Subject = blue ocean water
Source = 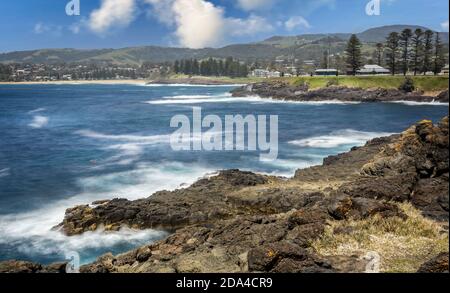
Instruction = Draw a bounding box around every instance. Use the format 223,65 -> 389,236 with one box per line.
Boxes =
0,83 -> 448,265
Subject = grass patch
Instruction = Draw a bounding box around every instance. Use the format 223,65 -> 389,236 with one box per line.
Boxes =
290,76 -> 449,92
162,74 -> 448,92
311,202 -> 449,273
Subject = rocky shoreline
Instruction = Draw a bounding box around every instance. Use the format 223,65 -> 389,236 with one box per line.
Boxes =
231,81 -> 449,103
1,117 -> 448,273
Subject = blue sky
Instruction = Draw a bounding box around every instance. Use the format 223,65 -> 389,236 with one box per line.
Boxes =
0,0 -> 448,52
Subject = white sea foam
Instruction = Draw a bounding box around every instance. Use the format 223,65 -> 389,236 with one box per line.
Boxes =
0,168 -> 10,178
75,129 -> 171,144
386,101 -> 450,106
146,94 -> 264,105
28,108 -> 46,114
0,161 -> 212,263
28,115 -> 49,128
75,130 -> 172,166
143,83 -> 243,87
286,100 -> 361,105
289,129 -> 393,149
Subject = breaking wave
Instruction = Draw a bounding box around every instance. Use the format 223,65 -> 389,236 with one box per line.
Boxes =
28,115 -> 49,128
289,129 -> 393,149
0,161 -> 212,264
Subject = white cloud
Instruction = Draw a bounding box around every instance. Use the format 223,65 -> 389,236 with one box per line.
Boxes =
236,0 -> 275,11
33,23 -> 63,36
227,14 -> 274,37
171,0 -> 225,48
441,20 -> 449,32
89,0 -> 137,34
145,0 -> 273,48
144,0 -> 176,26
284,16 -> 311,31
34,23 -> 49,34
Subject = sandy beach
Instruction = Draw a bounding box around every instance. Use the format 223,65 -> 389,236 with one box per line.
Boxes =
0,79 -> 150,86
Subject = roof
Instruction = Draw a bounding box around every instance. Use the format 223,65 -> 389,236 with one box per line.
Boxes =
315,69 -> 338,72
357,65 -> 390,73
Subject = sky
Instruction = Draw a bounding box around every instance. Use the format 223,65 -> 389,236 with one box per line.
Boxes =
0,0 -> 448,52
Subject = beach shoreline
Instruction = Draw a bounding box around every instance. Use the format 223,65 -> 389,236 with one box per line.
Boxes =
0,77 -> 248,86
0,79 -> 150,86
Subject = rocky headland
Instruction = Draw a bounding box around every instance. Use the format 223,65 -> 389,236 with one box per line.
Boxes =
1,117 -> 449,273
230,81 -> 449,103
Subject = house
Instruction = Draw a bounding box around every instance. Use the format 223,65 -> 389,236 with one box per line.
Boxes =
268,71 -> 281,78
357,65 -> 390,75
251,69 -> 281,78
251,69 -> 270,78
315,69 -> 338,76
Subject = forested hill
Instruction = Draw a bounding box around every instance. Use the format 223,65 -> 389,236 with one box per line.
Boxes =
0,25 -> 448,66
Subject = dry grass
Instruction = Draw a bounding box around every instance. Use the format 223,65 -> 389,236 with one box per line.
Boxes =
311,202 -> 449,273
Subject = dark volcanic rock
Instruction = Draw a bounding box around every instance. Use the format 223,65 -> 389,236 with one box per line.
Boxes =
231,82 -> 448,103
417,252 -> 449,273
247,241 -> 335,273
359,117 -> 449,220
57,170 -> 271,236
437,90 -> 449,103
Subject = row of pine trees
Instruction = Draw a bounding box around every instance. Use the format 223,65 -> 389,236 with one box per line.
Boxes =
173,57 -> 248,78
346,29 -> 447,75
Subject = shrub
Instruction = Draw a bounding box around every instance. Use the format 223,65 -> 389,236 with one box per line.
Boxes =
399,77 -> 415,92
326,79 -> 339,87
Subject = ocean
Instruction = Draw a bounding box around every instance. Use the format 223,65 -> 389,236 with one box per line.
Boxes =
0,83 -> 448,265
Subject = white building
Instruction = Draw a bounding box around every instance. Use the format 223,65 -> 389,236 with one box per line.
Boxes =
441,65 -> 449,75
251,69 -> 281,78
251,69 -> 270,78
268,71 -> 281,78
357,65 -> 390,75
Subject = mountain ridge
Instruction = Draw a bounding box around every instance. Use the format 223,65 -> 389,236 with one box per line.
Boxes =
0,25 -> 448,66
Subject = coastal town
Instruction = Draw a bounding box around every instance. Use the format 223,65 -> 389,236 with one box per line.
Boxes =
1,28 -> 448,82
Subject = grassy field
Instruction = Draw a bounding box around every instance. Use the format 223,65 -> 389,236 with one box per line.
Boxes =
165,74 -> 448,93
289,75 -> 449,93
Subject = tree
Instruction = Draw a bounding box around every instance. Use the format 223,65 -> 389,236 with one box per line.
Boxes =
385,32 -> 400,75
433,32 -> 446,75
399,29 -> 412,75
320,50 -> 329,69
173,60 -> 180,74
375,43 -> 384,66
345,34 -> 363,75
422,30 -> 434,75
192,59 -> 199,75
411,29 -> 424,76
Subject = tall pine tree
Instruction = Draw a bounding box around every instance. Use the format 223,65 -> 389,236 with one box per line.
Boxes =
433,32 -> 446,75
375,43 -> 384,66
399,29 -> 412,76
385,32 -> 400,75
422,30 -> 434,75
411,29 -> 424,76
345,34 -> 363,75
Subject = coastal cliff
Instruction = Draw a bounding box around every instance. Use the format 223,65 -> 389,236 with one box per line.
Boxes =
231,81 -> 449,103
1,117 -> 448,273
